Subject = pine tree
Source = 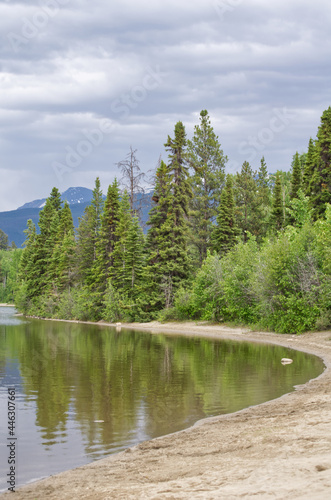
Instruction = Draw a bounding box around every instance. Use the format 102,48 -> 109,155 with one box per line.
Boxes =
110,190 -> 133,291
124,216 -> 145,297
255,157 -> 272,240
211,174 -> 237,255
92,179 -> 120,292
308,107 -> 331,219
303,138 -> 316,196
18,219 -> 38,299
76,177 -> 104,285
143,160 -> 171,315
162,121 -> 192,301
145,160 -> 170,258
187,110 -> 227,263
271,171 -> 284,231
143,122 -> 192,311
33,187 -> 63,294
290,151 -> 302,199
0,229 -> 8,250
50,201 -> 76,291
234,161 -> 259,242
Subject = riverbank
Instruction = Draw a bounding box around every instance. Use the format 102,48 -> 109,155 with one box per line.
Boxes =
2,322 -> 331,499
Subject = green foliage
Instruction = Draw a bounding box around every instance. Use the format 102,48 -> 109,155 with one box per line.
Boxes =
220,237 -> 259,323
102,282 -> 131,322
144,121 -> 192,312
306,107 -> 331,219
76,177 -> 104,285
12,110 -> 331,335
286,189 -> 313,228
93,179 -> 120,291
290,151 -> 302,199
271,171 -> 284,231
0,229 -> 9,250
0,249 -> 22,303
255,157 -> 272,240
173,218 -> 330,334
253,222 -> 327,333
187,110 -> 227,263
234,161 -> 260,241
212,174 -> 238,255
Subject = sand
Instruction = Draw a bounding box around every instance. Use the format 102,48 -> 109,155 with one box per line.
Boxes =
2,322 -> 331,499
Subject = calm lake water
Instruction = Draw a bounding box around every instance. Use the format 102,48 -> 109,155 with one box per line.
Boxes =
0,306 -> 325,491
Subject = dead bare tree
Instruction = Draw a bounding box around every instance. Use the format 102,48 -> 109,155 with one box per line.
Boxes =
116,146 -> 146,217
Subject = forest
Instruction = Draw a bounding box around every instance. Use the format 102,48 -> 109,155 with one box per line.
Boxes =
1,107 -> 331,334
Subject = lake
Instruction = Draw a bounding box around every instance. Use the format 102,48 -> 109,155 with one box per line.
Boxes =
0,306 -> 325,492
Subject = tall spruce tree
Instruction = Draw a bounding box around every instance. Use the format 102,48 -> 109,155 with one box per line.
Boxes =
143,122 -> 192,311
187,110 -> 227,263
271,171 -> 284,231
211,174 -> 237,255
92,179 -> 120,292
76,177 -> 104,285
255,157 -> 272,240
124,215 -> 145,297
308,107 -> 331,219
110,190 -> 133,292
143,160 -> 171,315
303,138 -> 316,196
290,151 -> 302,199
33,187 -> 63,294
18,219 -> 38,300
162,121 -> 192,302
234,161 -> 259,242
50,201 -> 75,291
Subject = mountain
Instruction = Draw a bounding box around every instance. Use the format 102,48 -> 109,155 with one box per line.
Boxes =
18,187 -> 95,210
0,188 -> 153,248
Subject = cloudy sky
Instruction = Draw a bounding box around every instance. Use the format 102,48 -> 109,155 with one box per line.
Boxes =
0,0 -> 330,211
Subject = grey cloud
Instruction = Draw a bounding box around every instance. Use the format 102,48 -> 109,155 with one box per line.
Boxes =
0,0 -> 330,210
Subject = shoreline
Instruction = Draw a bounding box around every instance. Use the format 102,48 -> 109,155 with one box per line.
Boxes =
2,321 -> 331,499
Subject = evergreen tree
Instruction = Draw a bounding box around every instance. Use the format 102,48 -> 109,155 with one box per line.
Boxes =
303,138 -> 316,196
143,122 -> 192,311
290,151 -> 302,199
162,121 -> 192,301
0,229 -> 8,250
92,179 -> 120,292
187,110 -> 227,263
145,160 -> 170,258
255,157 -> 272,240
33,187 -> 63,294
308,106 -> 331,219
18,219 -> 38,300
234,161 -> 259,242
110,190 -> 133,291
50,201 -> 76,291
143,160 -> 171,315
58,201 -> 74,239
271,171 -> 284,231
76,178 -> 104,285
124,215 -> 145,297
212,174 -> 237,255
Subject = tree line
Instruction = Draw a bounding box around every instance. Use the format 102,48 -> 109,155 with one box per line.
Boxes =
10,107 -> 331,333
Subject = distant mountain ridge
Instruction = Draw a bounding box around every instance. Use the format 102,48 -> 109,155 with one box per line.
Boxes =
18,187 -> 96,210
0,187 -> 153,248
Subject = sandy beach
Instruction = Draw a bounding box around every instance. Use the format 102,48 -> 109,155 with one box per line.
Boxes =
2,321 -> 331,499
